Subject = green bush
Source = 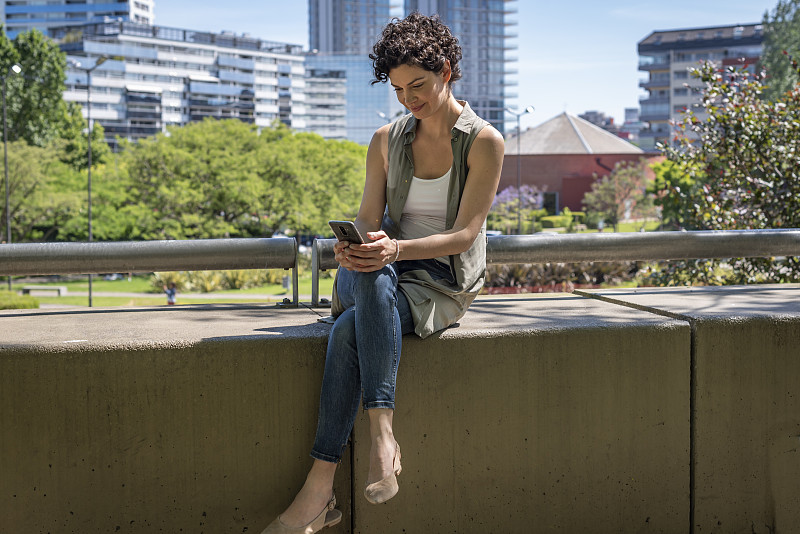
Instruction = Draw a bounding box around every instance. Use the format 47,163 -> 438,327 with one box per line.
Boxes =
584,211 -> 603,229
0,290 -> 39,310
151,272 -> 189,292
532,208 -> 550,219
540,215 -> 570,229
571,211 -> 586,224
485,261 -> 642,288
224,269 -> 271,290
186,271 -> 225,293
263,269 -> 288,284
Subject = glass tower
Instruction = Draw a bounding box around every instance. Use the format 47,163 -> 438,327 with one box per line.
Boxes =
309,0 -> 392,55
405,0 -> 517,135
308,0 -> 400,145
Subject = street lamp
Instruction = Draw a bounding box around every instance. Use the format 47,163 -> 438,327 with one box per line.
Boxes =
505,105 -> 534,234
376,110 -> 403,124
68,56 -> 109,306
3,63 -> 21,291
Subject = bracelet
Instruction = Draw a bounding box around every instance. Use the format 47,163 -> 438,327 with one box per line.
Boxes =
390,238 -> 400,263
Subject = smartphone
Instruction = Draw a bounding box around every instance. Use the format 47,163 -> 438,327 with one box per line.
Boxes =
328,220 -> 365,244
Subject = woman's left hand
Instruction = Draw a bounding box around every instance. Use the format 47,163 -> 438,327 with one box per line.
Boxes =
343,230 -> 399,272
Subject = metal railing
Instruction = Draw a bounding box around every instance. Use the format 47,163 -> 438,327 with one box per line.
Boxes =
310,229 -> 800,306
0,238 -> 300,306
2,230 -> 800,308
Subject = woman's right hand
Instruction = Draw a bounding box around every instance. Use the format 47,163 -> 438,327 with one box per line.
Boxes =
334,240 -> 361,271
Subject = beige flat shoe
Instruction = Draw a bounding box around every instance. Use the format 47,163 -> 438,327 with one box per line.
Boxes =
261,494 -> 342,534
364,442 -> 402,504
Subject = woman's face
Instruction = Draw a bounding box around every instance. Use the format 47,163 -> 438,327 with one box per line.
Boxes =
388,62 -> 451,119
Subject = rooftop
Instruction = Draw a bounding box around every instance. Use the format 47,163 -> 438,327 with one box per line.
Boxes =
504,112 -> 644,156
638,22 -> 763,52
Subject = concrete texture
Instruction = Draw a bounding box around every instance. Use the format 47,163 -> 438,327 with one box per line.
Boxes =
0,295 -> 691,533
0,304 -> 353,533
351,294 -> 690,534
577,285 -> 800,534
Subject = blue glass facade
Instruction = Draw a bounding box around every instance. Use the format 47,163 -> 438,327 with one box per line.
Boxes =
306,53 -> 401,145
405,0 -> 517,135
309,0 -> 392,55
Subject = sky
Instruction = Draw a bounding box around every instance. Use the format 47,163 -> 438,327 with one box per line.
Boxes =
156,0 -> 779,131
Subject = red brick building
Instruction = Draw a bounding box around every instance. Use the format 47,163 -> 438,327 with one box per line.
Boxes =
501,113 -> 661,212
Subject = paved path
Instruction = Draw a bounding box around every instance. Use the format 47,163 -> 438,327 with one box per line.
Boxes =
66,291 -> 294,300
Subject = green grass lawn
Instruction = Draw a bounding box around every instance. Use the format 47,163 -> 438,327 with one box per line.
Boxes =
578,220 -> 661,233
7,274 -> 336,308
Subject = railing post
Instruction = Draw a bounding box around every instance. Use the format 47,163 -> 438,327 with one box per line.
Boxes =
310,239 -> 337,308
311,240 -> 320,307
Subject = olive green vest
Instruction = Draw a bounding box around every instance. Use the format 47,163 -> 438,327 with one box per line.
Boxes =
384,101 -> 489,338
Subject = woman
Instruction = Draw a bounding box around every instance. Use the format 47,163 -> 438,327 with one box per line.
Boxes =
262,12 -> 503,534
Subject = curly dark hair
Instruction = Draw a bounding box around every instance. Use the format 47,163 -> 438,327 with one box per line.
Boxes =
370,12 -> 462,86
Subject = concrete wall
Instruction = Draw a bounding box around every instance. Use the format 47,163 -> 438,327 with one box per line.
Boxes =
576,285 -> 800,534
2,284 -> 799,533
0,308 -> 352,533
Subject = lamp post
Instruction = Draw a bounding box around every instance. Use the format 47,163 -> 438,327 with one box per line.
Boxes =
69,56 -> 108,307
376,110 -> 403,124
505,106 -> 534,234
3,63 -> 21,291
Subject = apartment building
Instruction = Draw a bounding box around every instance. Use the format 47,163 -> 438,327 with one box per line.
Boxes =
1,0 -> 154,38
637,23 -> 763,150
51,21 -> 317,149
405,0 -> 518,135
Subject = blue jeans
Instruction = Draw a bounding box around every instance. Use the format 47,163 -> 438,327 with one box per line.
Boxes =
310,259 -> 453,463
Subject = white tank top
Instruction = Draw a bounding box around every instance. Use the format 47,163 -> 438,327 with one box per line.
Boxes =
400,167 -> 450,264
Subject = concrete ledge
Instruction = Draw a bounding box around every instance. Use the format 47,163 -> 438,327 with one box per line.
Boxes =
577,285 -> 800,534
1,295 -> 691,533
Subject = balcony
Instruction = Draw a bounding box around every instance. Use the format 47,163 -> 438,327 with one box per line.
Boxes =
639,112 -> 671,123
126,110 -> 162,120
639,77 -> 670,89
638,58 -> 671,71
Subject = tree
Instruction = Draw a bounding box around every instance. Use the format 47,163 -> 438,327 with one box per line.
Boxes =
54,101 -> 111,171
652,61 -> 800,284
118,119 -> 366,240
582,159 -> 653,232
3,140 -> 83,242
0,26 -> 72,147
648,159 -> 704,230
761,0 -> 800,102
487,185 -> 544,234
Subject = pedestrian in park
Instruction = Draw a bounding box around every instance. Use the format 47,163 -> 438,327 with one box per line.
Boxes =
261,12 -> 504,534
163,282 -> 177,305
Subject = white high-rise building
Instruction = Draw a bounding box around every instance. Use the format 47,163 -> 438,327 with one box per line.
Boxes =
1,0 -> 154,38
637,23 -> 763,150
52,21 -> 315,149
